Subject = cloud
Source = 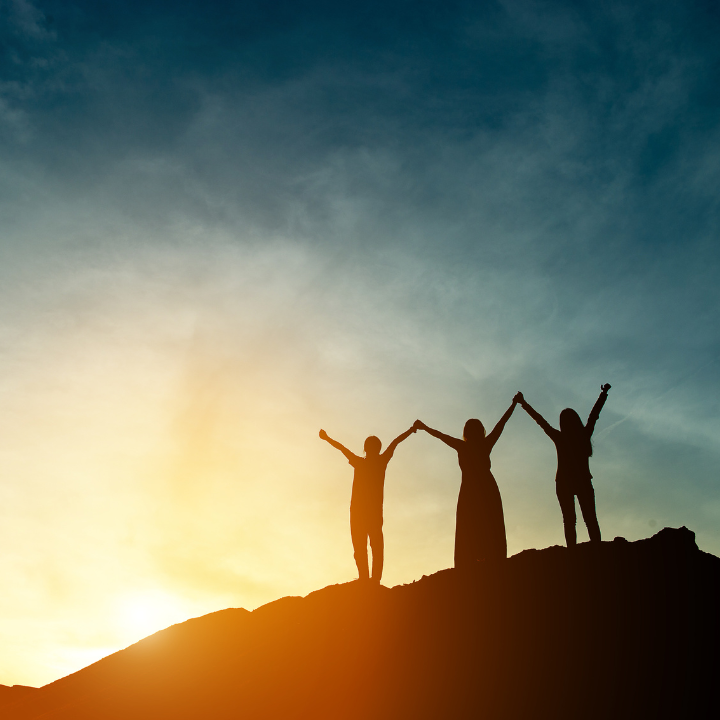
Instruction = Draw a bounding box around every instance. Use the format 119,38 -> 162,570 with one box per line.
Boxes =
1,0 -> 720,686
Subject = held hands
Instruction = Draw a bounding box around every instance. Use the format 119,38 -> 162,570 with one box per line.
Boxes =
601,383 -> 611,393
413,420 -> 427,432
513,391 -> 524,405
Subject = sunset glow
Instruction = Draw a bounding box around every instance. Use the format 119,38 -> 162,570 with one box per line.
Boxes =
116,591 -> 189,641
1,0 -> 720,692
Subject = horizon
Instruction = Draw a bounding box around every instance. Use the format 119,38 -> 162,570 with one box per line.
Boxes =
1,0 -> 720,687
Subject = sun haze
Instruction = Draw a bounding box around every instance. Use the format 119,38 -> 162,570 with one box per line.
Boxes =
1,0 -> 720,688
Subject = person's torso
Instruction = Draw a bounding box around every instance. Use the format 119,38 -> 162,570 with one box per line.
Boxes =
457,442 -> 492,479
350,455 -> 389,515
553,433 -> 592,486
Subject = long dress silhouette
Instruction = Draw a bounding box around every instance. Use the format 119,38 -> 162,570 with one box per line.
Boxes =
415,399 -> 518,568
517,385 -> 610,547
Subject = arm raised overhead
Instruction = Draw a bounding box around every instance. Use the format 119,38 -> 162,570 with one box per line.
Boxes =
413,420 -> 464,452
486,397 -> 519,451
319,429 -> 361,464
586,384 -> 610,436
382,426 -> 417,461
515,392 -> 559,440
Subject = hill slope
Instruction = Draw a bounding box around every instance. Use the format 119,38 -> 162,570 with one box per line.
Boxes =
4,527 -> 718,719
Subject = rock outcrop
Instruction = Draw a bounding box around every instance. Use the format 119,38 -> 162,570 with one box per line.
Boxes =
4,527 -> 718,719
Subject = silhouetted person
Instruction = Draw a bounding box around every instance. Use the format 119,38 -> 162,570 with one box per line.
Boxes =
516,384 -> 611,547
414,398 -> 519,568
319,426 -> 416,583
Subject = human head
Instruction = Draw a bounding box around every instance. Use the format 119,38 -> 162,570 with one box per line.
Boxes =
559,408 -> 583,433
364,435 -> 382,456
463,418 -> 486,443
559,408 -> 592,456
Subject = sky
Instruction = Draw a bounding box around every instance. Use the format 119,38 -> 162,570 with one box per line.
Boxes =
1,0 -> 720,687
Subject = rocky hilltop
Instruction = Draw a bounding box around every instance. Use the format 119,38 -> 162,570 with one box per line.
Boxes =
4,527 -> 718,719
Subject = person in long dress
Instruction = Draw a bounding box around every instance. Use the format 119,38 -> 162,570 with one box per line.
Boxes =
413,398 -> 519,568
515,384 -> 610,547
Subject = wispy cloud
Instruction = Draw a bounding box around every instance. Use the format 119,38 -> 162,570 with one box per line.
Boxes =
0,0 -> 719,686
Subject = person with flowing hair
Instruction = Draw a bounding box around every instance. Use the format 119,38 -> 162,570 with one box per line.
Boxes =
515,384 -> 611,547
413,397 -> 519,568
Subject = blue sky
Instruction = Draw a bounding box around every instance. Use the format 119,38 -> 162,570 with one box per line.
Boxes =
1,0 -> 719,686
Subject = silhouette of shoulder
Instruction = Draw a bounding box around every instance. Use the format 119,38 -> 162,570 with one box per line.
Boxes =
346,453 -> 364,467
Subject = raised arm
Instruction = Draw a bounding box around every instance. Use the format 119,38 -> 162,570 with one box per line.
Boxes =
382,426 -> 416,461
319,429 -> 360,463
486,398 -> 518,451
585,383 -> 610,436
413,420 -> 463,451
516,392 -> 558,439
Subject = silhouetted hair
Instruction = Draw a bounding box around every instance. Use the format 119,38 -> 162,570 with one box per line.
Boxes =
559,408 -> 592,457
364,436 -> 382,455
462,419 -> 486,443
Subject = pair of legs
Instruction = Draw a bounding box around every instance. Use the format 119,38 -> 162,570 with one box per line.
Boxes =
350,513 -> 384,582
556,482 -> 601,547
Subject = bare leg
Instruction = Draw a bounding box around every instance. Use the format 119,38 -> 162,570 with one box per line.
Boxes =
368,523 -> 384,583
556,487 -> 577,547
350,514 -> 370,580
577,484 -> 601,543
